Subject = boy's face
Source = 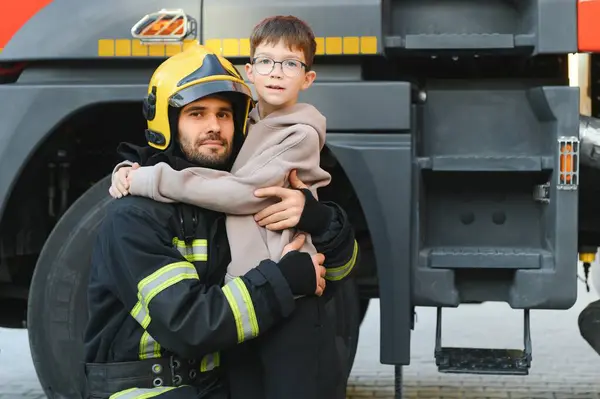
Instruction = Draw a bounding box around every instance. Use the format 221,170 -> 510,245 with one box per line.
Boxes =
245,39 -> 316,112
177,96 -> 235,168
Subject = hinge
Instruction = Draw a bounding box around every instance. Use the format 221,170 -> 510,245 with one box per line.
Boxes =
533,182 -> 550,203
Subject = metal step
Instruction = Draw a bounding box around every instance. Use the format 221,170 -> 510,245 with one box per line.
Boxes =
434,307 -> 532,375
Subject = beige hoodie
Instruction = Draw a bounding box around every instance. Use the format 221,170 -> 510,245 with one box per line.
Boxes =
117,103 -> 331,282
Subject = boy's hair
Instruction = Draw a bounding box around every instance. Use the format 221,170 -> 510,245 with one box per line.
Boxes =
250,15 -> 317,69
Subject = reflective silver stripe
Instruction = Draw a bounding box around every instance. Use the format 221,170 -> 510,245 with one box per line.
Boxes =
173,238 -> 208,262
130,262 -> 198,361
185,245 -> 208,262
109,386 -> 178,398
326,240 -> 359,281
221,277 -> 259,343
131,301 -> 150,328
173,238 -> 207,248
130,262 -> 199,329
200,351 -> 220,372
138,262 -> 198,302
139,330 -> 161,360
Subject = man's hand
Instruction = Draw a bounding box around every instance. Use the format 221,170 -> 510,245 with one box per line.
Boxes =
254,170 -> 308,231
281,233 -> 326,296
109,163 -> 139,198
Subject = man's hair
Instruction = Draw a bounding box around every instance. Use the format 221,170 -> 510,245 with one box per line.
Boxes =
250,15 -> 317,69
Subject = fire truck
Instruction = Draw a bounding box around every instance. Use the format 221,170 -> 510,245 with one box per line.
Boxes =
2,0 -> 600,398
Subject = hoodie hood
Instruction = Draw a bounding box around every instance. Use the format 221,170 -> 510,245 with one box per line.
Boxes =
248,103 -> 327,149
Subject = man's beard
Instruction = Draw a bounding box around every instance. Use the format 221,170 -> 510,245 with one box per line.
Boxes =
178,134 -> 232,169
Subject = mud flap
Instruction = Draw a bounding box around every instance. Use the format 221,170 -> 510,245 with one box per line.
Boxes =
579,299 -> 600,357
327,129 -> 413,365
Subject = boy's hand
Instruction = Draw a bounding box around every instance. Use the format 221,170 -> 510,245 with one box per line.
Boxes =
288,169 -> 308,190
109,163 -> 139,198
281,234 -> 326,296
313,253 -> 327,296
281,233 -> 306,257
254,170 -> 307,230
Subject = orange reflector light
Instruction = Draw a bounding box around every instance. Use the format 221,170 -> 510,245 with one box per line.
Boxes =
132,9 -> 189,43
558,138 -> 579,189
141,18 -> 184,36
560,144 -> 573,183
578,0 -> 600,52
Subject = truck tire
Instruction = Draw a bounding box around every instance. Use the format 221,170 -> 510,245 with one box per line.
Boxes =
28,175 -> 112,399
27,175 -> 361,398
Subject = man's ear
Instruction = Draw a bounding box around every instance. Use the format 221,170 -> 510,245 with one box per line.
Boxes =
244,63 -> 255,83
301,70 -> 317,90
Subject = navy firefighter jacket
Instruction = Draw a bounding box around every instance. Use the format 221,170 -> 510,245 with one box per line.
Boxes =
82,144 -> 359,398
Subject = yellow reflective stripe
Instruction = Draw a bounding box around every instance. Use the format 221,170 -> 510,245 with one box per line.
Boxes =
172,238 -> 207,247
326,240 -> 359,281
153,339 -> 161,358
233,278 -> 259,337
222,284 -> 244,342
172,238 -> 208,262
130,262 -> 198,328
139,330 -> 154,359
131,262 -> 198,359
138,330 -> 162,360
189,254 -> 207,262
183,253 -> 208,262
109,386 -> 181,399
222,277 -> 259,343
131,301 -> 152,329
138,262 -> 198,304
200,351 -> 220,372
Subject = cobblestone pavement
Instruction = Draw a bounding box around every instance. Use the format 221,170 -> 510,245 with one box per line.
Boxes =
2,280 -> 600,399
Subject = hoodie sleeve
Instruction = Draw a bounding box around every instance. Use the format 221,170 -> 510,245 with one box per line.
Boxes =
127,127 -> 331,215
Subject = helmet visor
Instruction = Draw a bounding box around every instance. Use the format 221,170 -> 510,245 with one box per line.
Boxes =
169,79 -> 252,108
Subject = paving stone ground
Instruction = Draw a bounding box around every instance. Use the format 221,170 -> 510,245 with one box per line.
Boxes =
346,277 -> 600,398
2,279 -> 600,399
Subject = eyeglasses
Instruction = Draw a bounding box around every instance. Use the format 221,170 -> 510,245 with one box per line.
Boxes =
251,57 -> 308,77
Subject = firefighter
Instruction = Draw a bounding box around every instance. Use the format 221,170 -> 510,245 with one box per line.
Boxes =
83,44 -> 358,399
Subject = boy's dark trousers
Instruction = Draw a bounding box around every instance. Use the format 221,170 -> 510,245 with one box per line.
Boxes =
225,295 -> 346,399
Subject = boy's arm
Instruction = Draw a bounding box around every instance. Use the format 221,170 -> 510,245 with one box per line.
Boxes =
127,128 -> 331,215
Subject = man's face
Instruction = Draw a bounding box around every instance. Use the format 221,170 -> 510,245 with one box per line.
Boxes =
245,39 -> 316,111
177,96 -> 235,168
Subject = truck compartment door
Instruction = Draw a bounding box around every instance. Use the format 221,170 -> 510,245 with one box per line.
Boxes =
412,82 -> 580,311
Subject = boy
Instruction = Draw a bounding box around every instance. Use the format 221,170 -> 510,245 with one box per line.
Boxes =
112,15 -> 329,283
110,16 -> 347,399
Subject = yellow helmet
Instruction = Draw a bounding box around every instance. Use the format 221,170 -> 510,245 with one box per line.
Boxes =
142,43 -> 254,150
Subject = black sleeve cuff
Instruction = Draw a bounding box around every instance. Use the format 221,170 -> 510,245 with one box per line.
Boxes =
251,260 -> 295,318
297,189 -> 335,235
277,251 -> 316,296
